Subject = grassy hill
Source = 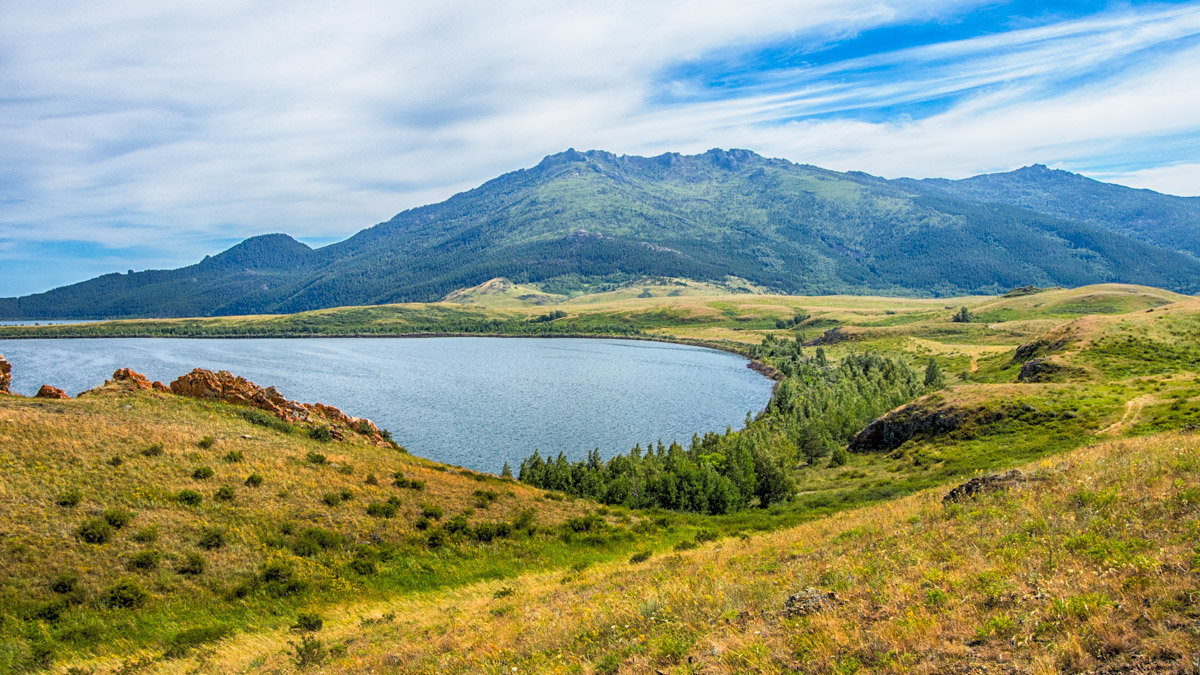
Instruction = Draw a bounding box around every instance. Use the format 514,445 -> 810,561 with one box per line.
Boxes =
4,149 -> 1200,319
3,283 -> 1200,672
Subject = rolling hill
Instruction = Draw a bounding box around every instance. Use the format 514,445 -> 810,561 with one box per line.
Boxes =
3,149 -> 1200,319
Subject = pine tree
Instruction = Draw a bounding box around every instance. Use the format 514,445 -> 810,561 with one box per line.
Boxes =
924,357 -> 946,389
500,461 -> 513,478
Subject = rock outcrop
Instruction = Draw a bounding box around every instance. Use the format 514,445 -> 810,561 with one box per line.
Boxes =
0,353 -> 10,394
80,368 -> 170,396
848,399 -> 972,453
169,368 -> 387,445
1017,357 -> 1065,383
782,589 -> 841,617
35,385 -> 70,399
943,470 -> 1026,504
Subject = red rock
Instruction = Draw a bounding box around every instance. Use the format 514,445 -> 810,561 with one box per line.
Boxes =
0,353 -> 10,394
35,384 -> 70,399
169,368 -> 388,446
79,368 -> 170,397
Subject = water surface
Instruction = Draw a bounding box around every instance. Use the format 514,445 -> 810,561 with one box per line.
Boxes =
0,337 -> 772,472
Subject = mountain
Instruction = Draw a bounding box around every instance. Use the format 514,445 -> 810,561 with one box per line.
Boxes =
3,149 -> 1200,319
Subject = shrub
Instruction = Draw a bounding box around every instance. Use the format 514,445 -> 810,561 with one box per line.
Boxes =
321,492 -> 343,507
364,473 -> 379,485
177,489 -> 203,506
49,572 -> 79,594
198,436 -> 215,449
107,455 -> 124,467
414,516 -> 431,531
471,521 -> 512,543
198,527 -> 226,550
223,450 -> 244,463
127,550 -> 160,571
306,451 -> 327,465
56,489 -> 82,508
421,504 -> 444,520
192,466 -> 214,480
347,558 -> 376,575
131,526 -> 159,543
629,551 -> 652,563
100,578 -> 148,608
472,489 -> 500,508
339,488 -> 353,501
292,612 -> 323,632
177,552 -> 205,576
214,486 -> 235,502
103,508 -> 132,529
141,443 -> 164,457
445,515 -> 471,535
77,518 -> 114,544
237,408 -> 296,434
290,528 -> 343,557
366,502 -> 397,518
309,427 -> 333,443
289,634 -> 325,668
673,540 -> 697,551
695,529 -> 719,543
244,473 -> 263,487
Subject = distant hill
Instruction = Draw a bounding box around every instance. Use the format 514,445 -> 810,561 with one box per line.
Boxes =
3,149 -> 1199,319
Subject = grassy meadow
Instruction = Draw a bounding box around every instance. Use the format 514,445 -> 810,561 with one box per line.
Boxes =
2,281 -> 1200,673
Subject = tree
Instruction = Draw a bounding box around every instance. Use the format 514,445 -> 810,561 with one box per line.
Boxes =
923,357 -> 946,389
951,306 -> 973,323
500,462 -> 513,479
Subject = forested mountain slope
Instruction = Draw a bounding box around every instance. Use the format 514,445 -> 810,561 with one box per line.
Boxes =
4,150 -> 1198,319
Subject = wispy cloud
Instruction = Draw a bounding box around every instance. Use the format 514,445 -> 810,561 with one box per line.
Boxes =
1,1 -> 1198,295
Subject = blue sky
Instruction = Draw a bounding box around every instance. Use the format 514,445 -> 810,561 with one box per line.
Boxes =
2,0 -> 1200,297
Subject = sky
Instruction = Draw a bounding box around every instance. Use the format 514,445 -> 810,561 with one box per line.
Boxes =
2,1 -> 1200,297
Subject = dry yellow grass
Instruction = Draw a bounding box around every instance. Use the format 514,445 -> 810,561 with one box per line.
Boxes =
112,430 -> 1200,674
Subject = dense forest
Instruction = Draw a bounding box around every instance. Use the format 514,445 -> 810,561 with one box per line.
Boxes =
5,149 -> 1200,319
518,339 -> 927,514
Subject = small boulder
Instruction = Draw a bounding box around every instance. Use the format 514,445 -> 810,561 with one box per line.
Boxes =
943,470 -> 1025,504
782,588 -> 840,617
0,353 -> 11,394
35,385 -> 69,400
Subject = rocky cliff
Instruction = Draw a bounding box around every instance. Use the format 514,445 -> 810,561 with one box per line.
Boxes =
0,353 -> 10,394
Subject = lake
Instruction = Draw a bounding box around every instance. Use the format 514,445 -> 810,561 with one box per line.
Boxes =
0,337 -> 773,472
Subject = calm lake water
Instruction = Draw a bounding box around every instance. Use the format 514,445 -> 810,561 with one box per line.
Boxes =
0,337 -> 773,472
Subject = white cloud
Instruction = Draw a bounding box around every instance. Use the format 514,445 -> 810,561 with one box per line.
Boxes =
1,0 -> 1199,295
1098,163 -> 1200,197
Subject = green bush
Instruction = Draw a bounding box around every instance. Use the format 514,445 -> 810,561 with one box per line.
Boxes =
198,436 -> 215,449
320,492 -> 343,507
103,508 -> 132,529
414,516 -> 431,530
289,528 -> 343,557
177,552 -> 206,576
347,558 -> 376,575
421,504 -> 444,520
198,527 -> 226,550
289,634 -> 325,668
305,451 -> 327,465
223,450 -> 244,463
127,550 -> 160,571
292,612 -> 323,632
245,473 -> 263,487
77,517 -> 114,544
364,473 -> 379,485
177,489 -> 203,506
49,572 -> 79,594
55,489 -> 82,508
100,578 -> 148,608
214,486 -> 235,502
365,502 -> 397,518
192,466 -> 214,480
131,525 -> 159,543
141,443 -> 164,457
107,455 -> 124,467
629,551 -> 652,563
309,427 -> 333,443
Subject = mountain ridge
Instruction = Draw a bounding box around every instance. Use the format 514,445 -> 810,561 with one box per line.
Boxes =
3,149 -> 1199,319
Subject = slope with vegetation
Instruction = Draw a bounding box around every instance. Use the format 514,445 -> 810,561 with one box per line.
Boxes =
2,282 -> 1200,673
3,149 -> 1200,319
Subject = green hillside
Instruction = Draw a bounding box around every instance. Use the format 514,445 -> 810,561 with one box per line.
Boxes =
3,150 -> 1200,319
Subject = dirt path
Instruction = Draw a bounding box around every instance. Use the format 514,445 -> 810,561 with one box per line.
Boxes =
1101,394 -> 1154,436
